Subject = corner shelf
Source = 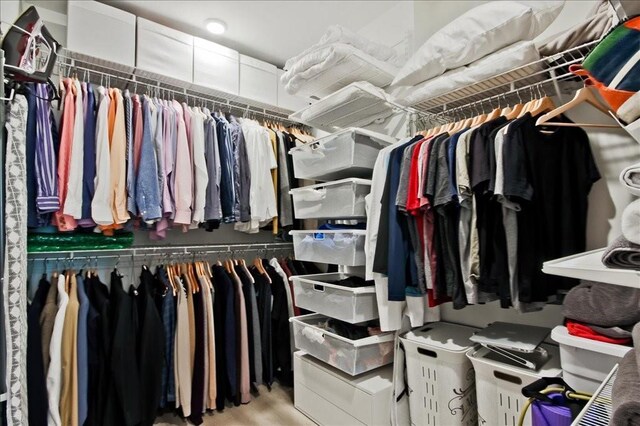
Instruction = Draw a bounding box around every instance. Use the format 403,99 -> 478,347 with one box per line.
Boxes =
542,249 -> 640,288
572,365 -> 616,426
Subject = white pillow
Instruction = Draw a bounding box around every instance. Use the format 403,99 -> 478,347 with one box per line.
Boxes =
392,0 -> 563,87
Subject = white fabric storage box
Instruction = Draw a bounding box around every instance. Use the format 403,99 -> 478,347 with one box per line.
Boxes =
294,351 -> 393,426
290,178 -> 371,219
289,128 -> 395,181
193,37 -> 239,95
291,273 -> 378,323
277,68 -> 310,111
401,323 -> 479,426
239,54 -> 277,105
67,1 -> 136,68
290,230 -> 366,266
551,325 -> 631,394
136,18 -> 193,83
290,314 -> 395,376
467,344 -> 562,426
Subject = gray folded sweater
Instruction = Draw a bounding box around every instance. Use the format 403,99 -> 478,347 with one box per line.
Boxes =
562,280 -> 640,327
612,323 -> 640,426
602,235 -> 640,270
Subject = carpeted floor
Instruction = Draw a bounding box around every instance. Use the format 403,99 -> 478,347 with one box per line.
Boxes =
154,383 -> 316,425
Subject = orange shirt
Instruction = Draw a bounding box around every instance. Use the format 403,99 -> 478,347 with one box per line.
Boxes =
54,78 -> 78,231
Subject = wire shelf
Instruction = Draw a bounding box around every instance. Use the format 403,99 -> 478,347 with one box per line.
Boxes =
572,365 -> 617,426
411,40 -> 599,116
58,49 -> 300,124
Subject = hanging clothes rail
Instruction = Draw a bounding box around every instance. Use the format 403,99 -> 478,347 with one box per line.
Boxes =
56,50 -> 306,127
411,40 -> 599,117
27,242 -> 294,259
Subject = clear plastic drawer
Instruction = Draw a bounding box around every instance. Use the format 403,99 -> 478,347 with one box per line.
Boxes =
290,230 -> 366,266
290,314 -> 395,376
289,128 -> 394,181
290,178 -> 371,219
291,273 -> 378,323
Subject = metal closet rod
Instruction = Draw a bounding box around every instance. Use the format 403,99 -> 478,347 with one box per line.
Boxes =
27,242 -> 294,259
55,59 -> 300,125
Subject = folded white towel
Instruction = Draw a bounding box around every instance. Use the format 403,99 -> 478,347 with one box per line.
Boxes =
620,163 -> 640,196
284,25 -> 403,71
622,198 -> 640,245
618,91 -> 640,125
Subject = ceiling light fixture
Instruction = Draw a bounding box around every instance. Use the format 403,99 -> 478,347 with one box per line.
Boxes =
206,19 -> 226,35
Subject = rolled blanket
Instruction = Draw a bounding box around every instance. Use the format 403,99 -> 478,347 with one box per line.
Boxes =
612,350 -> 640,426
620,163 -> 640,196
623,198 -> 640,245
602,235 -> 640,270
562,280 -> 640,327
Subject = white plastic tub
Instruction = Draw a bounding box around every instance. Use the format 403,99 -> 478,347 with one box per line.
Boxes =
401,323 -> 479,426
291,273 -> 378,323
290,230 -> 366,266
551,325 -> 631,394
289,128 -> 394,181
290,178 -> 371,219
290,314 -> 395,376
467,344 -> 562,426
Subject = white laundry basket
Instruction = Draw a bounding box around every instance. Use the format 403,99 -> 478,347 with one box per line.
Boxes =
401,323 -> 479,426
551,325 -> 631,394
467,343 -> 562,426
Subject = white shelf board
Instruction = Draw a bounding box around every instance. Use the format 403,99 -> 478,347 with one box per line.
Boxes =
542,248 -> 640,288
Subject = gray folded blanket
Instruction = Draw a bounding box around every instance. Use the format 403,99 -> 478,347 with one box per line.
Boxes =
602,235 -> 640,270
562,280 -> 640,327
612,323 -> 640,425
620,163 -> 640,197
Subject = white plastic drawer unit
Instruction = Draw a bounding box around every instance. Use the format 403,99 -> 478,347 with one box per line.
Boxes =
290,178 -> 371,220
67,1 -> 136,67
291,273 -> 378,323
239,54 -> 278,106
136,18 -> 194,83
289,127 -> 395,181
290,314 -> 395,376
290,230 -> 366,266
193,37 -> 240,95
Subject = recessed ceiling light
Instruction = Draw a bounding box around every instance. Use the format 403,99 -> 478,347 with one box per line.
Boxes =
206,19 -> 226,35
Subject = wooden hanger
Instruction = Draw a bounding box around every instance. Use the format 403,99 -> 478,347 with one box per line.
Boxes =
528,96 -> 556,117
535,87 -> 618,128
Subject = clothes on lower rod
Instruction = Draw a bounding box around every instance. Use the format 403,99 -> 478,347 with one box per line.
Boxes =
26,256 -> 303,425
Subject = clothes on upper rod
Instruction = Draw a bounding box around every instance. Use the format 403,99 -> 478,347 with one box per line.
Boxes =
22,79 -> 313,239
367,113 -> 600,331
26,256 -> 316,426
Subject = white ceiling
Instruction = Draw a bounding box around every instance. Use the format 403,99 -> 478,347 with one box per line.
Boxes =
99,1 -> 401,68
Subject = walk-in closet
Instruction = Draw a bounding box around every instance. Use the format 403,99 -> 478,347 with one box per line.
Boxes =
1,0 -> 639,425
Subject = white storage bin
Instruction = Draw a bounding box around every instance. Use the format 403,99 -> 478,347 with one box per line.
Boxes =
290,230 -> 366,266
239,54 -> 278,106
294,351 -> 393,426
551,325 -> 631,394
290,314 -> 395,376
67,1 -> 136,68
401,323 -> 479,426
467,344 -> 562,426
291,273 -> 377,323
193,37 -> 239,95
136,18 -> 193,83
290,178 -> 371,219
277,69 -> 310,111
289,127 -> 395,181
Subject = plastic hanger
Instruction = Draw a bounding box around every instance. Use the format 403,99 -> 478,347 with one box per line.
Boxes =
535,86 -> 617,128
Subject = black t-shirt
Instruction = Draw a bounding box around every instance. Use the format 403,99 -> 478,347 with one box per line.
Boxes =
503,113 -> 600,302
